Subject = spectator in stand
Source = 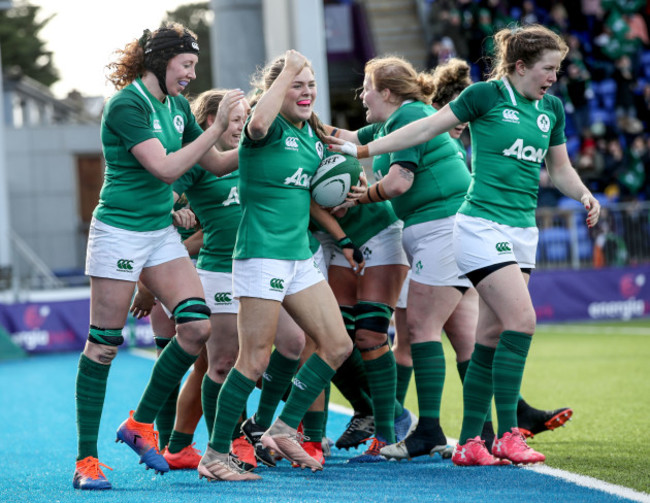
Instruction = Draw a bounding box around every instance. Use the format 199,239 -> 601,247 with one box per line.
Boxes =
642,135 -> 650,200
547,4 -> 570,35
575,136 -> 607,193
426,37 -> 457,71
613,55 -> 643,133
516,0 -> 548,26
634,82 -> 650,128
581,0 -> 605,31
565,34 -> 591,73
561,62 -> 594,139
427,0 -> 457,41
603,137 -> 626,194
616,134 -> 646,201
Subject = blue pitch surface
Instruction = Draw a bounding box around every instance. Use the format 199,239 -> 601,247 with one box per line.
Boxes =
0,352 -> 641,503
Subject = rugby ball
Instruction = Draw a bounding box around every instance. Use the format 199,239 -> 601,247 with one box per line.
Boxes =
310,154 -> 362,207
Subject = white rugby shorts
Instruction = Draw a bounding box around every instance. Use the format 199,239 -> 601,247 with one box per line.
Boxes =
85,217 -> 188,281
453,213 -> 538,276
198,269 -> 239,314
402,216 -> 471,288
233,256 -> 324,301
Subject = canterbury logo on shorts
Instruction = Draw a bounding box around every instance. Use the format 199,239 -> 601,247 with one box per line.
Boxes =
495,242 -> 512,254
116,259 -> 134,271
214,292 -> 232,304
269,278 -> 285,291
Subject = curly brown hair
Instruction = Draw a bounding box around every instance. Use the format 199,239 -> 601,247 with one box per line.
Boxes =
105,23 -> 198,91
430,58 -> 472,107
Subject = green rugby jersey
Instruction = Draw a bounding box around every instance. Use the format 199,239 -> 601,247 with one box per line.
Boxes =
358,101 -> 470,228
449,78 -> 566,228
174,167 -> 240,272
234,114 -> 325,260
96,78 -> 203,231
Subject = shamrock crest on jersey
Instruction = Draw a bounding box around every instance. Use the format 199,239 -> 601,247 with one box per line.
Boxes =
537,114 -> 550,133
173,115 -> 185,134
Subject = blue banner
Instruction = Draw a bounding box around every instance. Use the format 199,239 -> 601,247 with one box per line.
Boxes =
0,291 -> 155,354
530,266 -> 650,322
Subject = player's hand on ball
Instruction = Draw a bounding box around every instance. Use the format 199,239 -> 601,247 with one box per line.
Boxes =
330,172 -> 368,212
326,136 -> 358,157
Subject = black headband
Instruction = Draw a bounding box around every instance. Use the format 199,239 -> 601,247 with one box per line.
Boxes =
144,32 -> 200,57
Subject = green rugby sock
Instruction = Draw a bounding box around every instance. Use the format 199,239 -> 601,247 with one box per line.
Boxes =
209,369 -> 255,453
167,430 -> 194,454
201,374 -> 222,437
134,337 -> 198,423
331,347 -> 373,415
255,349 -> 300,429
458,358 -> 493,424
155,383 -> 179,449
303,411 -> 325,443
412,342 -> 445,419
363,350 -> 398,443
459,344 -> 495,445
395,363 -> 413,407
279,354 -> 335,429
76,354 -> 110,460
493,330 -> 532,436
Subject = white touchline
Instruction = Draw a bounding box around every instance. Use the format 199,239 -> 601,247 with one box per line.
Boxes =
525,465 -> 650,503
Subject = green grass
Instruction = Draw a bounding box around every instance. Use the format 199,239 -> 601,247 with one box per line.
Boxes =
329,320 -> 650,494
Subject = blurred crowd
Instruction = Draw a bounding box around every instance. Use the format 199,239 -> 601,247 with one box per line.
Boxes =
424,0 -> 650,206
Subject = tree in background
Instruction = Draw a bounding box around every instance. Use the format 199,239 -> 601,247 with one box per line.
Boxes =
0,1 -> 59,87
163,2 -> 213,97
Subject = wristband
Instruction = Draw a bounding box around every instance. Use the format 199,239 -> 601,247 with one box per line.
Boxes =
337,236 -> 353,248
337,236 -> 364,265
323,125 -> 341,138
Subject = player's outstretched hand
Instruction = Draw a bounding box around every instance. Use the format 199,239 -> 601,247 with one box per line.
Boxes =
581,193 -> 601,228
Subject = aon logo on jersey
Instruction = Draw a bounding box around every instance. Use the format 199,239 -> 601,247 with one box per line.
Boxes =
222,186 -> 240,206
284,167 -> 312,188
502,139 -> 547,163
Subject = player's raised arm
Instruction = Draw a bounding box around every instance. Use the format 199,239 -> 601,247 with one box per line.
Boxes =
326,104 -> 461,159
